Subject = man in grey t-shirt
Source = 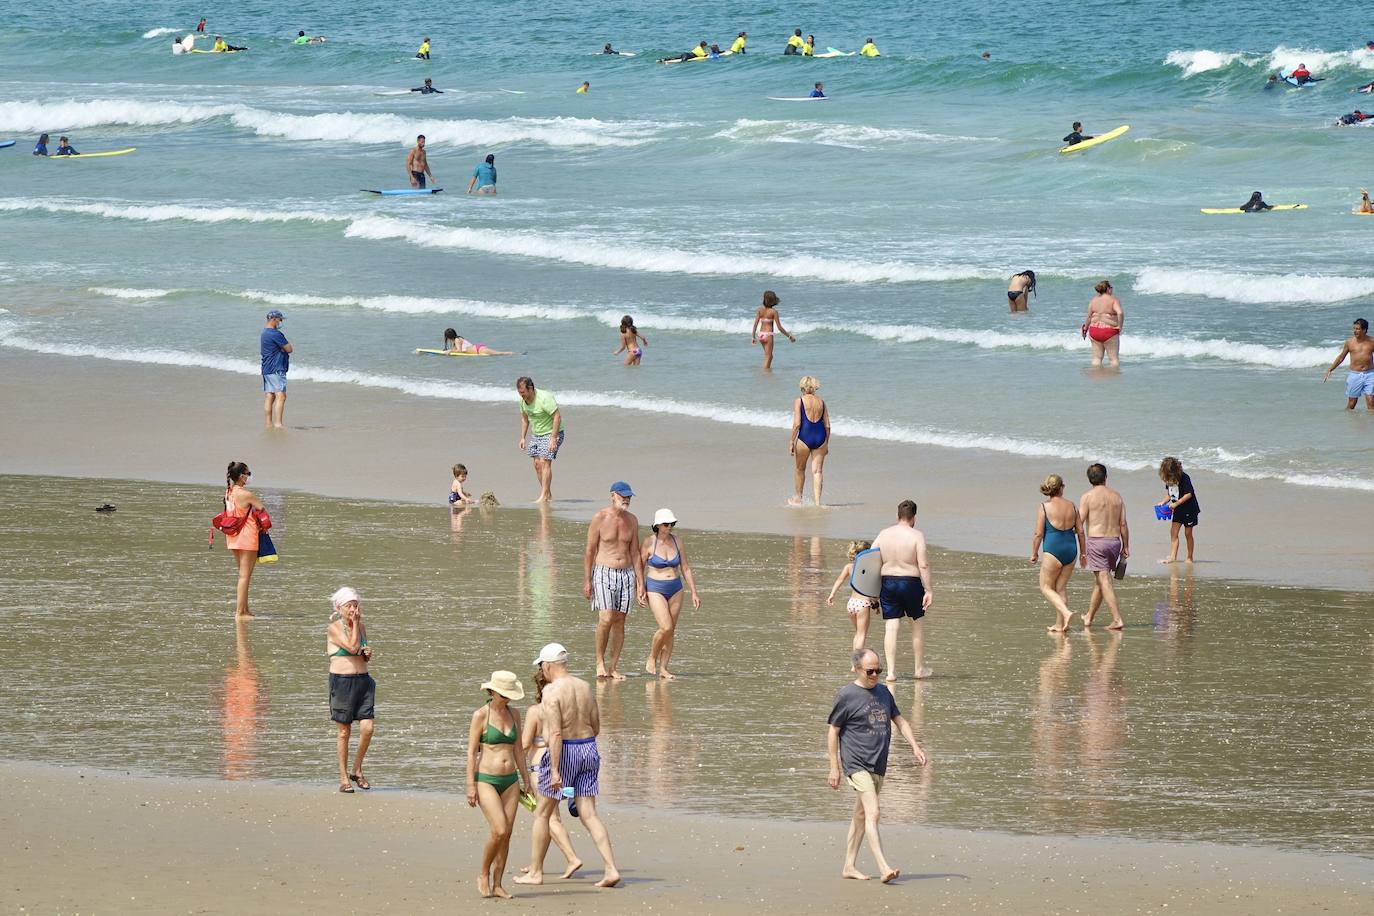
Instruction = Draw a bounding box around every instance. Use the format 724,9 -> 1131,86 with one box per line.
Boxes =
826,647 -> 927,883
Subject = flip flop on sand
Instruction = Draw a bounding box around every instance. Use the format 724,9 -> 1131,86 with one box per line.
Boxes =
349,773 -> 371,790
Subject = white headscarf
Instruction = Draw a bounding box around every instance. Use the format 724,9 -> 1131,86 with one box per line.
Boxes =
330,586 -> 360,621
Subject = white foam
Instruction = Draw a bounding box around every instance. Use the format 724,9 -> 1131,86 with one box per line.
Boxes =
89,287 -> 177,299
344,216 -> 996,284
1164,50 -> 1253,76
1267,45 -> 1374,73
0,99 -> 230,132
714,119 -> 980,149
231,290 -> 584,321
1135,267 -> 1374,305
0,198 -> 343,226
229,109 -> 665,148
142,27 -> 180,39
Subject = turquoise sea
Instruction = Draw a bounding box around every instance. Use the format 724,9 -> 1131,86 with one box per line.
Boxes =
3,1 -> 1374,489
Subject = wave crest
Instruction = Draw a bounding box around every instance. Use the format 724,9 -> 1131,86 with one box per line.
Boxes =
1135,267 -> 1374,305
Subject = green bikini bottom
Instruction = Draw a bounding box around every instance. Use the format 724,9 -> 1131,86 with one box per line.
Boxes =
476,771 -> 520,794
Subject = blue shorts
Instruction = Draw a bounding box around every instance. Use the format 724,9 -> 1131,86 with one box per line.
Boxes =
1346,370 -> 1374,399
879,576 -> 926,621
263,373 -> 287,392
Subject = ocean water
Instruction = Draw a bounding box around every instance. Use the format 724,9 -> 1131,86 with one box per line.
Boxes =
3,1 -> 1374,491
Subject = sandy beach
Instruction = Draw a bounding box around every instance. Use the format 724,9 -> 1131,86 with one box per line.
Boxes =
3,350 -> 1371,592
6,761 -> 1370,914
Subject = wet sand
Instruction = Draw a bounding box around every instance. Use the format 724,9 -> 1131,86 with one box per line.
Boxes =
7,761 -> 1370,915
2,349 -> 1371,591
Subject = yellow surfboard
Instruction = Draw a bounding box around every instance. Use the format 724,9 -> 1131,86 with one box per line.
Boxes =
52,148 -> 137,158
1060,124 -> 1130,154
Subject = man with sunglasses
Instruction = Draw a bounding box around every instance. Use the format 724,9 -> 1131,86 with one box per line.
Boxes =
827,648 -> 927,883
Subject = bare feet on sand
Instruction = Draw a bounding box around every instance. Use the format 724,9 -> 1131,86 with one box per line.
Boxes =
881,868 -> 900,884
1108,620 -> 1125,630
236,610 -> 255,619
787,497 -> 802,507
513,872 -> 542,886
658,669 -> 676,680
478,875 -> 491,897
841,867 -> 871,880
915,666 -> 932,679
492,886 -> 512,899
594,872 -> 622,888
561,859 -> 583,879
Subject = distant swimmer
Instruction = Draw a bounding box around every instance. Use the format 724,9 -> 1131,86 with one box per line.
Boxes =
602,43 -> 620,55
751,290 -> 795,370
1007,269 -> 1036,312
1336,109 -> 1371,125
411,78 -> 443,94
1264,73 -> 1279,89
467,153 -> 497,195
1366,40 -> 1374,51
981,51 -> 991,60
576,81 -> 590,94
54,136 -> 79,156
785,28 -> 804,55
407,134 -> 435,189
1360,188 -> 1374,214
1322,318 -> 1374,411
809,82 -> 826,98
294,30 -> 326,44
1062,121 -> 1093,145
1239,190 -> 1272,212
196,17 -> 206,32
1355,81 -> 1374,94
859,37 -> 880,57
416,37 -> 431,59
731,31 -> 747,54
32,133 -> 49,156
802,34 -> 816,56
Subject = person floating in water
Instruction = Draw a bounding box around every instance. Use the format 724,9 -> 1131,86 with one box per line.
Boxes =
809,82 -> 825,98
293,30 -> 326,44
416,37 -> 431,59
1359,188 -> 1374,214
1264,73 -> 1279,89
411,78 -> 442,94
1336,109 -> 1370,125
1366,40 -> 1374,51
1239,191 -> 1272,212
785,28 -> 804,55
1062,121 -> 1093,145
32,133 -> 49,156
467,153 -> 497,195
1007,270 -> 1036,312
1355,80 -> 1374,94
576,81 -> 590,94
981,51 -> 991,60
731,31 -> 747,54
859,37 -> 880,57
54,136 -> 78,156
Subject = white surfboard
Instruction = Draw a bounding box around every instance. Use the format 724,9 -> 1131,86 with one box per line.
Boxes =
767,96 -> 828,101
849,548 -> 882,598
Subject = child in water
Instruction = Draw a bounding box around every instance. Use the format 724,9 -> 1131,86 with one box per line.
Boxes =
616,315 -> 647,365
1157,456 -> 1200,563
449,463 -> 471,507
826,540 -> 878,652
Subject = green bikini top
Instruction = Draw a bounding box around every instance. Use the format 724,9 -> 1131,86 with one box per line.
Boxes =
332,636 -> 368,657
481,703 -> 517,745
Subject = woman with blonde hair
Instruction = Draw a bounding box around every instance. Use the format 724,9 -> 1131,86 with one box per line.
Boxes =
466,671 -> 533,898
825,540 -> 877,650
789,375 -> 830,507
1030,474 -> 1084,632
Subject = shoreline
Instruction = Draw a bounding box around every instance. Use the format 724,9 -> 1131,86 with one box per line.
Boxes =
6,760 -> 1370,914
4,349 -> 1371,591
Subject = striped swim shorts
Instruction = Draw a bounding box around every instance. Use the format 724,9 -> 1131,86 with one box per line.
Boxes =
538,736 -> 601,799
591,564 -> 636,614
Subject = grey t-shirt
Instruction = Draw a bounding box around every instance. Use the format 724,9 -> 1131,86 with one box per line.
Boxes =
827,682 -> 900,776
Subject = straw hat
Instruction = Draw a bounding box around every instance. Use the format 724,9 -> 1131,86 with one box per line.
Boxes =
481,670 -> 525,700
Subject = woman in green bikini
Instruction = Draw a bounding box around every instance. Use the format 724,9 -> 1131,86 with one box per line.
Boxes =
466,671 -> 533,899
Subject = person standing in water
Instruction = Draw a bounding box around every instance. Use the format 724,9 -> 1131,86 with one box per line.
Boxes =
1030,474 -> 1083,633
826,540 -> 878,652
516,376 -> 563,503
1157,457 -> 1200,564
1358,189 -> 1373,214
1083,280 -> 1123,368
785,28 -> 805,55
327,586 -> 376,792
1322,318 -> 1374,411
466,671 -> 532,899
789,375 -> 830,507
826,647 -> 928,884
615,315 -> 646,365
197,17 -> 206,32
32,133 -> 49,156
584,482 -> 645,681
260,309 -> 292,428
751,290 -> 795,370
1007,270 -> 1036,312
468,153 -> 497,195
1079,463 -> 1128,630
859,37 -> 880,57
871,500 -> 933,680
223,461 -> 264,618
416,37 -> 431,59
407,134 -> 435,189
641,508 -> 700,679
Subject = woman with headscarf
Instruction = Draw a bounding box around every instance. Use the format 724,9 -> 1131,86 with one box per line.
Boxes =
327,587 -> 375,792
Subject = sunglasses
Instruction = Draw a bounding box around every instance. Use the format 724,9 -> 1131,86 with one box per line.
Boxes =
862,667 -> 883,676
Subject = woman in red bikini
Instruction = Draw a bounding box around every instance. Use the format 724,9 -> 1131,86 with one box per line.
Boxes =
1083,280 -> 1123,368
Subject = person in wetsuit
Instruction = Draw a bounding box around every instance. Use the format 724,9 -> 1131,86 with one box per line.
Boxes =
1062,121 -> 1093,145
602,43 -> 620,54
54,136 -> 78,156
1239,191 -> 1272,212
32,133 -> 49,156
1336,109 -> 1370,125
809,82 -> 826,98
411,78 -> 442,94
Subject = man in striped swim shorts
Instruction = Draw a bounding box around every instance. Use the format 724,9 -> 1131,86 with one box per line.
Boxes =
516,643 -> 621,889
583,481 -> 645,681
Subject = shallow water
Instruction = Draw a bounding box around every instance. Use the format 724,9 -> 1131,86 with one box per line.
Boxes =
4,475 -> 1372,855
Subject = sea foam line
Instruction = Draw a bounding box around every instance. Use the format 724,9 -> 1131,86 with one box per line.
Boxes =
90,287 -> 178,299
3,330 -> 1370,492
1134,267 -> 1374,305
142,27 -> 181,39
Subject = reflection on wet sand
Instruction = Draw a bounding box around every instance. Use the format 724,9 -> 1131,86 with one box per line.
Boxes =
219,619 -> 265,781
518,504 -> 556,624
788,535 -> 825,621
881,682 -> 933,822
1031,638 -> 1075,823
1079,632 -> 1125,830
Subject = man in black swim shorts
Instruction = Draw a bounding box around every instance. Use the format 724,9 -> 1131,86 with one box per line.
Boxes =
871,500 -> 933,681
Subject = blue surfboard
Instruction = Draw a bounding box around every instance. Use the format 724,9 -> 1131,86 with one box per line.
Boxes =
361,188 -> 443,195
0,140 -> 16,149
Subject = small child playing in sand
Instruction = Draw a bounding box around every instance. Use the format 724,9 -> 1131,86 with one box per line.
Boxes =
616,315 -> 647,365
826,540 -> 877,651
449,463 -> 471,507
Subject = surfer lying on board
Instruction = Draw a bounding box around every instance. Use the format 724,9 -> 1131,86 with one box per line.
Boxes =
1062,122 -> 1093,145
411,78 -> 443,94
1288,63 -> 1316,84
1239,191 -> 1272,212
1355,81 -> 1374,94
1336,109 -> 1370,125
603,43 -> 621,54
212,35 -> 247,51
443,328 -> 514,356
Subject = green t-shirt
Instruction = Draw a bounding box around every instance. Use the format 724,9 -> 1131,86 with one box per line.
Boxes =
294,35 -> 310,44
520,388 -> 559,437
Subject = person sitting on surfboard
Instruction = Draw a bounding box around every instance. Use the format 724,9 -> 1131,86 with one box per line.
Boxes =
1239,191 -> 1273,212
411,78 -> 442,94
809,82 -> 826,98
1289,63 -> 1314,84
859,37 -> 880,57
54,136 -> 78,156
802,35 -> 816,56
602,43 -> 621,55
1062,122 -> 1093,145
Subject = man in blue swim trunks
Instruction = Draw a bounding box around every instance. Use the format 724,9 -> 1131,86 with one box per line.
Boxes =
871,500 -> 933,681
1323,318 -> 1374,411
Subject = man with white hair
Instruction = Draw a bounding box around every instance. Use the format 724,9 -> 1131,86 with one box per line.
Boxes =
827,647 -> 927,883
516,643 -> 621,888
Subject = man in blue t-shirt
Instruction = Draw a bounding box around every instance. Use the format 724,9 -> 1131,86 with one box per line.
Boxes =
260,309 -> 293,428
826,648 -> 927,883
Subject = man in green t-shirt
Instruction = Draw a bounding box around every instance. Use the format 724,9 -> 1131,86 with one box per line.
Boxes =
517,376 -> 564,503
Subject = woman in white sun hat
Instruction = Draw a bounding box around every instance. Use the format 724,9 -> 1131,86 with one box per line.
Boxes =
467,670 -> 532,899
641,508 -> 701,679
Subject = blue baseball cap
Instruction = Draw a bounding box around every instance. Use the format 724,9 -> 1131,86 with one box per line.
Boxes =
610,481 -> 634,498
266,309 -> 285,321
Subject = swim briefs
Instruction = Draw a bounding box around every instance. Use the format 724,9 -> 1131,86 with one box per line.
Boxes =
592,564 -> 636,613
1007,290 -> 1022,302
329,672 -> 376,724
1345,369 -> 1374,399
846,596 -> 877,616
1088,325 -> 1120,343
879,575 -> 926,620
1085,536 -> 1122,572
538,736 -> 600,798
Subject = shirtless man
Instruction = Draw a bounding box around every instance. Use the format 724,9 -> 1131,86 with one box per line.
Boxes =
871,500 -> 933,681
750,289 -> 795,370
1078,463 -> 1128,630
1322,318 -> 1374,411
584,482 -> 646,681
406,134 -> 435,189
516,643 -> 621,889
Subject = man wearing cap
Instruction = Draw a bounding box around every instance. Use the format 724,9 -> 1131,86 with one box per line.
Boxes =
517,643 -> 621,888
516,376 -> 562,503
260,310 -> 293,429
584,482 -> 645,681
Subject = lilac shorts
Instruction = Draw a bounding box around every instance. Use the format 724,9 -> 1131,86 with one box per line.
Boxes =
538,736 -> 601,798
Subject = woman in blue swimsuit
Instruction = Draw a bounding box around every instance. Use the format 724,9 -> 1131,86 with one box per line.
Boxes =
789,376 -> 830,507
641,508 -> 701,679
1030,474 -> 1084,633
